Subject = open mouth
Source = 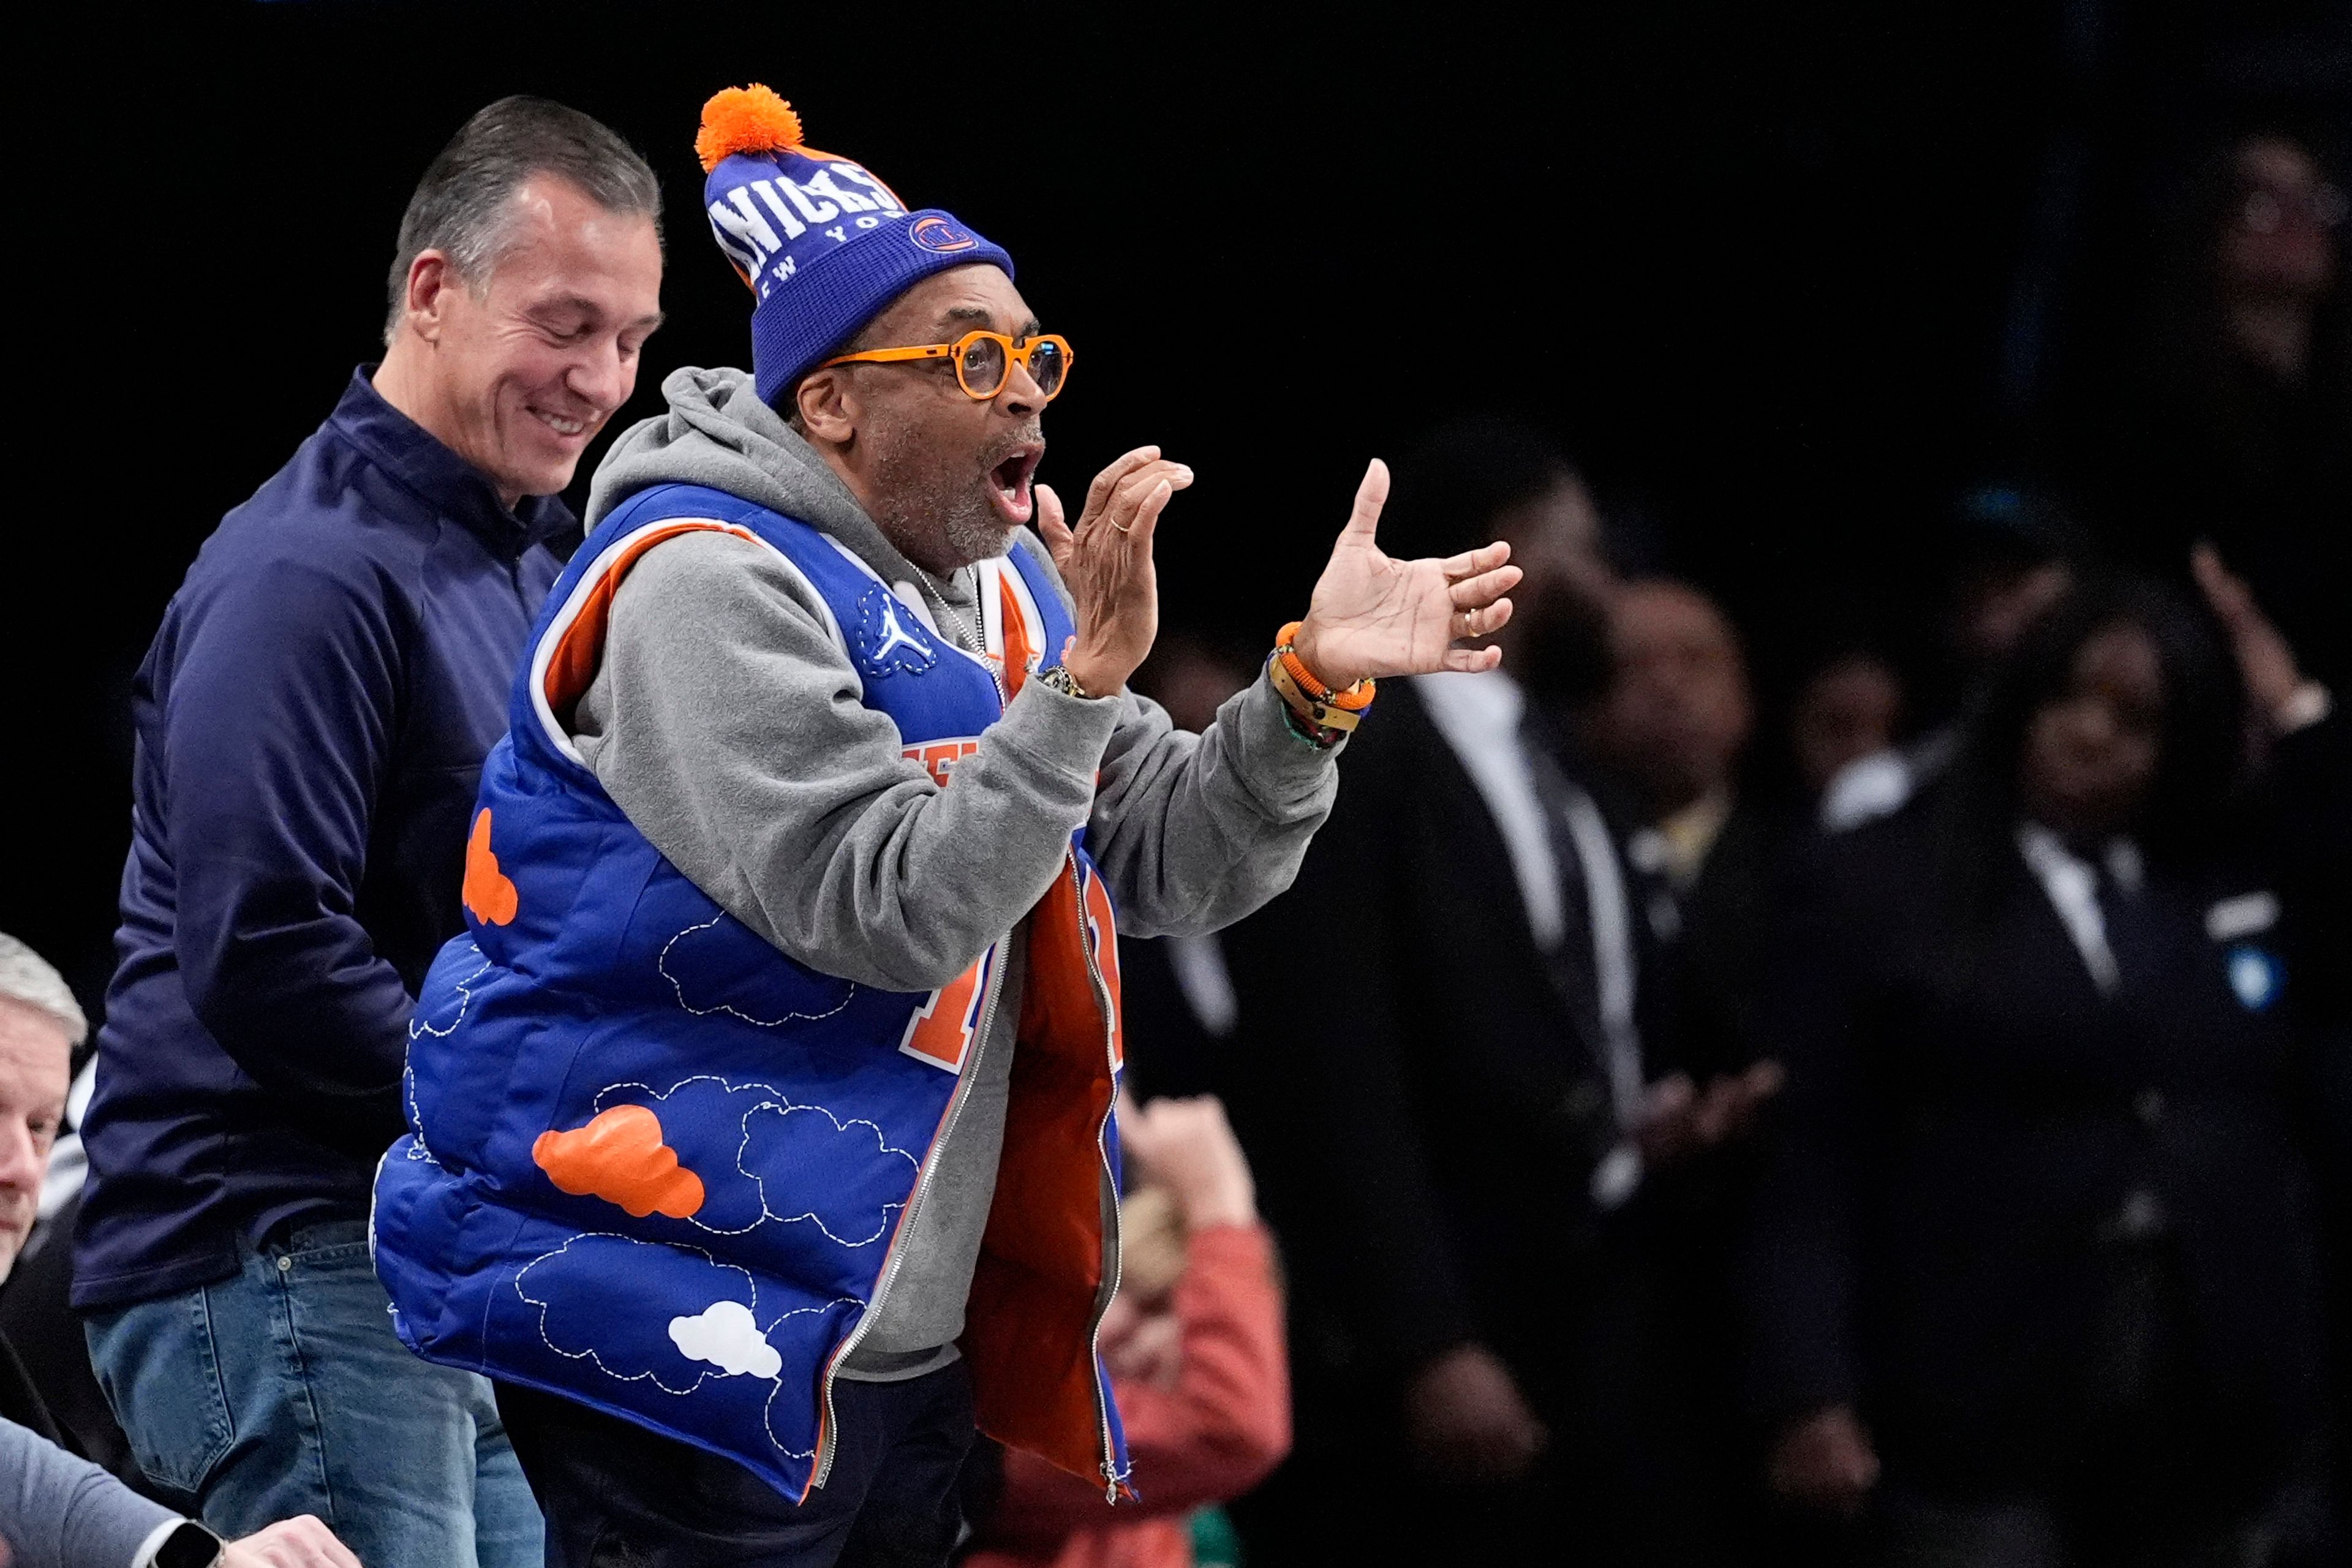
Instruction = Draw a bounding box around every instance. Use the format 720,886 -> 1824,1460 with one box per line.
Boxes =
986,445 -> 1043,526
531,407 -> 594,440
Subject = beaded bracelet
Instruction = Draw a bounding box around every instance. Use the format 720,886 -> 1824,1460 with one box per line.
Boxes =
1273,621 -> 1376,711
1268,652 -> 1366,736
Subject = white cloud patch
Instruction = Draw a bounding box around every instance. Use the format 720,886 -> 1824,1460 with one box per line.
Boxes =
668,1299 -> 783,1380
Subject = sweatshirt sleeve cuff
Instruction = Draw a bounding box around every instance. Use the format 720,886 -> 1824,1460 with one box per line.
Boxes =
990,674 -> 1124,782
1224,670 -> 1348,791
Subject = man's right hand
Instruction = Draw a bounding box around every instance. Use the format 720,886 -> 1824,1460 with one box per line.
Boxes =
1404,1342 -> 1548,1485
1768,1403 -> 1880,1515
1035,446 -> 1194,696
224,1515 -> 363,1567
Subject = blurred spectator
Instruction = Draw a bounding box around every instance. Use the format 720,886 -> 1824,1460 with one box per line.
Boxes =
1581,576 -> 1797,1556
1744,578 -> 2337,1566
1586,577 -> 1787,1084
1,935 -> 83,1427
1790,650 -> 1906,803
2095,130 -> 2348,685
0,977 -> 129,1482
2,933 -> 359,1568
960,1095 -> 1287,1568
1590,579 -> 1755,892
1221,417 -> 1771,1564
74,98 -> 663,1562
2195,545 -> 2352,1568
1821,486 -> 2080,831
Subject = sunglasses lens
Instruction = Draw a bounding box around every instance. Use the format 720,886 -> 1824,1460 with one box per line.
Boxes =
958,335 -> 1008,396
1028,339 -> 1067,398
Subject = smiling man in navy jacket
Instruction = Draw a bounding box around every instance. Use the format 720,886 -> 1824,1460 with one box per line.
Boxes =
74,97 -> 665,1567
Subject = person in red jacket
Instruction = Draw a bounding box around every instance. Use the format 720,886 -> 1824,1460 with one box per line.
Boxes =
963,1096 -> 1287,1568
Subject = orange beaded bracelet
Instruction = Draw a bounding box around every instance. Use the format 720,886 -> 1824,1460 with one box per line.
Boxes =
1275,621 -> 1376,712
1268,653 -> 1365,734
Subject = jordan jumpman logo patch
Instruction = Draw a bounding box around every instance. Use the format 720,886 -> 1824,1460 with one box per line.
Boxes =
853,584 -> 938,678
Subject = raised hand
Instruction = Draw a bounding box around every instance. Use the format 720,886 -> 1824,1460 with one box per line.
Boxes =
2190,542 -> 2312,732
1118,1094 -> 1257,1231
1035,445 -> 1193,696
1292,460 -> 1522,689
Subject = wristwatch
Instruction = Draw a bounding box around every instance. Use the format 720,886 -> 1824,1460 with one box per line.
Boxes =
1033,663 -> 1097,701
149,1520 -> 226,1568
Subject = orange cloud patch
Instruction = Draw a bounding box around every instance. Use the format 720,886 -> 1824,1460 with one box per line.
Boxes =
532,1104 -> 706,1219
463,809 -> 519,926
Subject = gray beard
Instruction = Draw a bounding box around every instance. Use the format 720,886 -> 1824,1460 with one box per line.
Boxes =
868,428 -> 1016,573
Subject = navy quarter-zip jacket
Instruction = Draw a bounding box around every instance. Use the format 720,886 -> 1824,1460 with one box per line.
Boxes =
74,368 -> 570,1310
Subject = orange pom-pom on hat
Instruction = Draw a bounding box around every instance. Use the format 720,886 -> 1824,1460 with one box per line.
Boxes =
696,84 -> 804,174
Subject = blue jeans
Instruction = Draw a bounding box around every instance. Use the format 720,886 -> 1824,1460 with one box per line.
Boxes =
85,1218 -> 543,1568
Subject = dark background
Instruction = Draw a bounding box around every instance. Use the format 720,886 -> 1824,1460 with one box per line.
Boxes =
10,0 -> 2345,1014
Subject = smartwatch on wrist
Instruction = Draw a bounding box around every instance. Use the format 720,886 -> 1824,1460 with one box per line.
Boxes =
151,1520 -> 226,1568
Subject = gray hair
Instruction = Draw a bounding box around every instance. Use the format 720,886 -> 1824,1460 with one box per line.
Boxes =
0,933 -> 87,1048
384,95 -> 663,343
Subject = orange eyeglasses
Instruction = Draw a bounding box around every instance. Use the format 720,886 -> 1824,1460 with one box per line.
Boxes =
820,330 -> 1074,402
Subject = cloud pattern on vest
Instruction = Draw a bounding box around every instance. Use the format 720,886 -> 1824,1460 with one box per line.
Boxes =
582,1077 -> 922,1254
533,1104 -> 707,1219
462,809 -> 519,925
669,1299 -> 784,1379
658,914 -> 857,1028
741,1101 -> 921,1246
518,1233 -> 760,1393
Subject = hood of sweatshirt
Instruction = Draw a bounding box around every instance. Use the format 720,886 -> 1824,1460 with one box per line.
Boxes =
586,364 -> 985,621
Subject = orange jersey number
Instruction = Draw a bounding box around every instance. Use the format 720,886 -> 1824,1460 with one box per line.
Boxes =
899,944 -> 994,1074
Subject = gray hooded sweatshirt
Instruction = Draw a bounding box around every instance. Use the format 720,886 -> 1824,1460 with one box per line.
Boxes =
572,366 -> 1338,1378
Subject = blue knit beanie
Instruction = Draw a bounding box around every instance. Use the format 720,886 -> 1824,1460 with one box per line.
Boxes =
696,85 -> 1016,409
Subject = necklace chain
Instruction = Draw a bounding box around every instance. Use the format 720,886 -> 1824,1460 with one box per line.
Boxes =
914,567 -> 980,652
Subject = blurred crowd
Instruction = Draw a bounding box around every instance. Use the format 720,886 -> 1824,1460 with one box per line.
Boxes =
2,119 -> 2345,1568
1105,125 -> 2348,1567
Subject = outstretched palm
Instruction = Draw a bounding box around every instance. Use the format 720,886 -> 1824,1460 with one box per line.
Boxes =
1295,459 -> 1522,688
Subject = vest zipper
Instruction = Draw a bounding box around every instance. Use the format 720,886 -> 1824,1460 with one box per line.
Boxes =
812,952 -> 1005,1488
1071,850 -> 1128,1502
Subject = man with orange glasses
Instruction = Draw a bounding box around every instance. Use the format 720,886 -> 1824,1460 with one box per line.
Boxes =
371,84 -> 1520,1566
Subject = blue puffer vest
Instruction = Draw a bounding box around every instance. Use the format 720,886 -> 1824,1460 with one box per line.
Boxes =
372,483 -> 1131,1502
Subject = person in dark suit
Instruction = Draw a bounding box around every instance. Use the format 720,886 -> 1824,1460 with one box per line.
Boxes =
1585,575 -> 1789,1086
1218,418 -> 1776,1565
1744,576 -> 2339,1567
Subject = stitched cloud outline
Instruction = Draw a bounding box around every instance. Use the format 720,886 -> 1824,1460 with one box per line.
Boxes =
514,1232 -> 858,1455
739,1100 -> 920,1247
589,1077 -> 921,1250
409,945 -> 491,1041
657,916 -> 856,1028
591,1077 -> 785,1237
516,1233 -> 757,1395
